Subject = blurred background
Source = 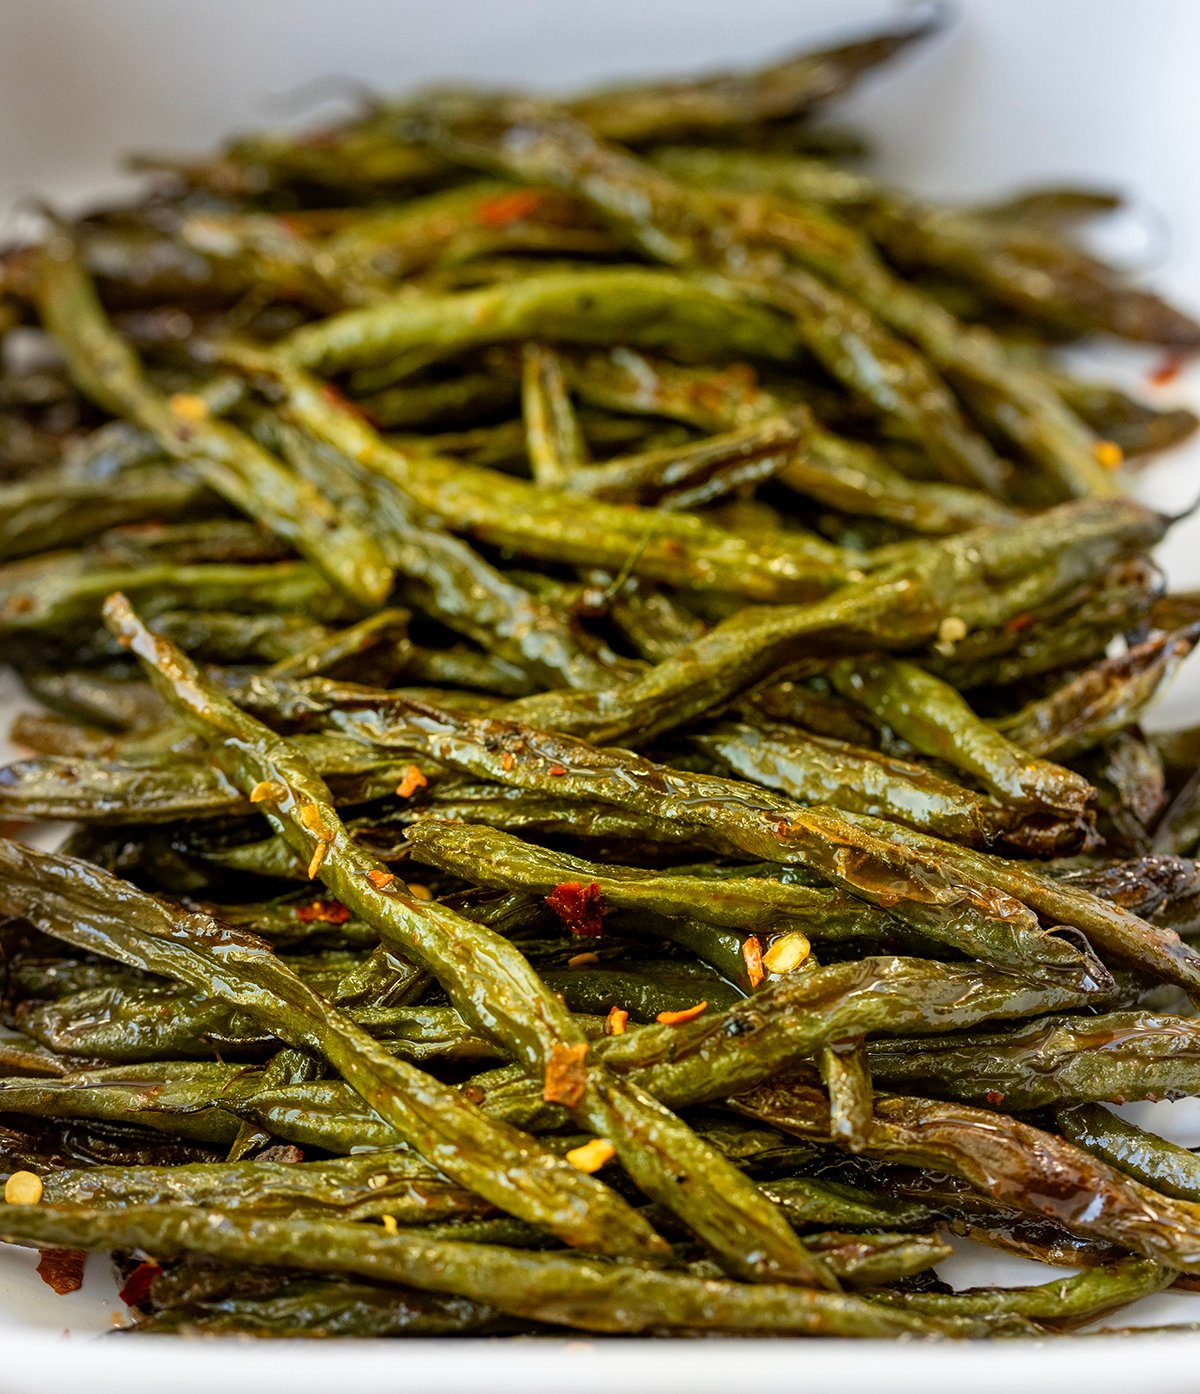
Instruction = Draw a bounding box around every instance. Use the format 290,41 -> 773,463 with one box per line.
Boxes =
0,0 -> 1197,314
0,0 -> 1198,722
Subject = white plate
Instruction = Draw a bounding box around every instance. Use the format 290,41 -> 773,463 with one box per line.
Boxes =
1,1 -> 1199,1387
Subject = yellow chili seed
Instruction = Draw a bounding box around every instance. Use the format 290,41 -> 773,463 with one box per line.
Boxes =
167,392 -> 210,423
4,1171 -> 43,1205
937,615 -> 967,645
1093,439 -> 1124,471
248,780 -> 286,804
565,1138 -> 616,1174
307,841 -> 330,880
762,931 -> 811,975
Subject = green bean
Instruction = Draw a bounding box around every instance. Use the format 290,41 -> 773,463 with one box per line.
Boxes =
535,955 -> 1111,1126
829,655 -> 1096,818
927,556 -> 1160,691
521,342 -> 588,487
326,696 -> 1110,987
850,818 -> 1200,997
281,267 -> 800,374
415,110 -> 1007,492
1044,370 -> 1199,459
108,594 -> 840,1289
134,1277 -> 511,1338
3,19 -> 1199,1338
565,9 -> 947,144
1057,1104 -> 1200,1203
38,1146 -> 495,1223
259,415 -> 624,691
0,552 -> 345,634
652,146 -> 1200,348
1050,855 -> 1200,927
0,734 -> 424,823
0,1204 -> 983,1339
821,1040 -> 873,1151
143,12 -> 939,196
496,497 -> 1163,744
866,1011 -> 1200,1110
33,241 -> 393,606
16,984 -> 518,1067
563,411 -> 808,509
0,468 -> 213,562
226,345 -> 857,604
0,836 -> 666,1258
873,1257 -> 1173,1328
755,1176 -> 934,1232
997,625 -> 1200,760
733,1080 -> 1200,1272
695,718 -> 1086,854
9,658 -> 160,729
403,820 -> 890,941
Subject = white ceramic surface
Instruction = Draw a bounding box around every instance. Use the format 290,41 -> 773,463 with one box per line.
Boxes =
1,1 -> 1199,1387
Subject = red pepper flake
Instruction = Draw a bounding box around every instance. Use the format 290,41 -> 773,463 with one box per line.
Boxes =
395,764 -> 428,799
475,189 -> 544,227
545,881 -> 604,937
1148,353 -> 1185,387
542,1041 -> 589,1108
742,935 -> 764,989
294,899 -> 351,925
118,1261 -> 163,1308
656,1000 -> 708,1026
547,764 -> 567,777
367,869 -> 397,890
319,380 -> 371,424
604,1005 -> 629,1036
36,1248 -> 86,1295
984,1090 -> 1005,1107
662,538 -> 683,557
774,821 -> 791,839
566,950 -> 600,968
1004,613 -> 1034,633
501,751 -> 515,772
462,1084 -> 486,1105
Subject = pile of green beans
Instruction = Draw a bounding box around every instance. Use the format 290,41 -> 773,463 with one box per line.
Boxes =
0,9 -> 1199,1341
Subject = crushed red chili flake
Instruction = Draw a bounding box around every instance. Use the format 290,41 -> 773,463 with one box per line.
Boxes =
367,869 -> 397,889
545,881 -> 604,937
547,764 -> 567,776
1004,612 -> 1034,632
462,1084 -> 486,1105
36,1248 -> 86,1295
395,764 -> 428,799
294,899 -> 351,925
604,1005 -> 629,1036
656,1001 -> 708,1026
542,1041 -> 589,1108
475,189 -> 544,227
318,380 -> 371,424
566,950 -> 600,968
742,935 -> 765,989
1149,353 -> 1185,387
501,751 -> 516,772
985,1090 -> 1006,1107
118,1261 -> 163,1308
